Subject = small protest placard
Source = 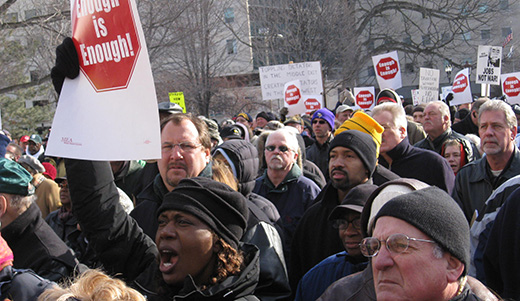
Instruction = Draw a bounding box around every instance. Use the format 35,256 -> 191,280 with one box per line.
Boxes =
353,87 -> 376,111
450,68 -> 473,106
372,51 -> 402,90
502,72 -> 520,104
476,45 -> 502,85
418,68 -> 440,104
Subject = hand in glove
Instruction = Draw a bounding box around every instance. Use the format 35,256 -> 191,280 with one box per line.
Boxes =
50,37 -> 80,95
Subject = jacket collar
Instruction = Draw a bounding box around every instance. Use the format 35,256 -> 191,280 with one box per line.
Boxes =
468,147 -> 520,183
262,164 -> 302,192
386,137 -> 412,162
2,203 -> 41,242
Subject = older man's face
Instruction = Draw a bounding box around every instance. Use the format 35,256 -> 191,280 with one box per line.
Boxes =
423,104 -> 446,136
264,132 -> 297,172
371,216 -> 458,301
479,110 -> 517,156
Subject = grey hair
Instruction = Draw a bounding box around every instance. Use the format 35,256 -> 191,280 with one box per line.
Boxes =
8,193 -> 36,211
266,128 -> 300,153
479,99 -> 517,130
432,243 -> 444,259
427,101 -> 451,120
372,102 -> 408,133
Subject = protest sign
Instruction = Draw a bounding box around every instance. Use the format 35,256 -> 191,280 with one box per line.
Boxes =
418,68 -> 440,103
502,72 -> 520,104
259,61 -> 323,100
284,80 -> 306,116
372,51 -> 402,90
450,68 -> 472,106
46,0 -> 160,160
169,92 -> 186,113
353,87 -> 376,111
302,95 -> 323,115
476,45 -> 502,85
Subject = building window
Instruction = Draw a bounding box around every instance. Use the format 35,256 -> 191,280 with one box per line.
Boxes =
481,29 -> 491,40
24,9 -> 39,20
500,0 -> 509,9
441,32 -> 451,43
422,35 -> 431,46
367,66 -> 375,77
224,8 -> 234,23
226,39 -> 237,54
3,12 -> 18,23
403,36 -> 412,45
502,27 -> 512,38
405,63 -> 414,73
366,40 -> 374,51
462,32 -> 471,41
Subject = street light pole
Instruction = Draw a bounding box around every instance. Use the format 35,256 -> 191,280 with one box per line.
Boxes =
445,64 -> 452,84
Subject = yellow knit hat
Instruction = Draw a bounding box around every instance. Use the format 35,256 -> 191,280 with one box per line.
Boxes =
334,111 -> 384,156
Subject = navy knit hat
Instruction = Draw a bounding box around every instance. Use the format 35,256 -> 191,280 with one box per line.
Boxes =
158,177 -> 249,250
0,158 -> 34,196
256,111 -> 274,122
329,131 -> 377,177
312,109 -> 335,130
373,186 -> 470,274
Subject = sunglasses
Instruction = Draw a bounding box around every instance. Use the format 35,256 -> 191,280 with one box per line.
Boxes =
265,145 -> 291,152
312,119 -> 327,124
360,233 -> 436,257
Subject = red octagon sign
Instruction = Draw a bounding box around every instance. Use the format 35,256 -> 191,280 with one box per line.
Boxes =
305,98 -> 321,114
376,57 -> 399,80
356,90 -> 374,109
452,74 -> 468,93
285,84 -> 301,105
503,76 -> 520,97
72,0 -> 141,92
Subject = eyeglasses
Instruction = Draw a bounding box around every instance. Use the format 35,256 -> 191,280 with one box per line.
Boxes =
162,142 -> 202,153
265,145 -> 291,152
332,218 -> 361,230
360,233 -> 436,257
312,119 -> 326,125
58,181 -> 68,189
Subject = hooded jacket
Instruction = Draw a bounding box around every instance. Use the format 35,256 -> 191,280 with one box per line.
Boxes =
66,159 -> 260,301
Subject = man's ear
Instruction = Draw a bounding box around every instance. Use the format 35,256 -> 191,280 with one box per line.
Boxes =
0,195 -> 7,219
204,147 -> 211,164
399,126 -> 407,140
445,254 -> 465,282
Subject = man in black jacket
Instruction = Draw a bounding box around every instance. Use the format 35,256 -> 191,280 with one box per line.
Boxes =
0,158 -> 80,282
452,98 -> 488,137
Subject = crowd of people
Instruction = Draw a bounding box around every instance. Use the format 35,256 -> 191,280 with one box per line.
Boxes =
0,39 -> 519,300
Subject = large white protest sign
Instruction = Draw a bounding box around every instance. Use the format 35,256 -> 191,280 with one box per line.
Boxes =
502,72 -> 520,104
353,87 -> 376,111
418,68 -> 440,104
46,0 -> 160,160
259,62 -> 323,100
476,45 -> 502,85
450,68 -> 473,106
372,51 -> 402,90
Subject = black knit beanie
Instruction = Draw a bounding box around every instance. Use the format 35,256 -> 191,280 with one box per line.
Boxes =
373,186 -> 470,274
158,177 -> 249,250
329,131 -> 377,177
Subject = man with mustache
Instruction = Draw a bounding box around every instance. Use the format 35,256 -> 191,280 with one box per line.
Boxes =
414,100 -> 480,163
253,128 -> 321,261
453,99 -> 520,223
289,130 -> 379,295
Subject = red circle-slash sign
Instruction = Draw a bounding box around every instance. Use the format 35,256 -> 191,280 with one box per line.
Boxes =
503,76 -> 520,97
376,57 -> 399,80
452,74 -> 468,93
356,90 -> 374,109
72,0 -> 141,92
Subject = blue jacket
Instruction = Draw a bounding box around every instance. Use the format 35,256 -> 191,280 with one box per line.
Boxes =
295,251 -> 367,301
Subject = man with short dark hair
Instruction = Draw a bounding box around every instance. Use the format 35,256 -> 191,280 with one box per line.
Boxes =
452,98 -> 488,136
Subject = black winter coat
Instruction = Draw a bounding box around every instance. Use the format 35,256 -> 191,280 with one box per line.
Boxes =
66,159 -> 260,300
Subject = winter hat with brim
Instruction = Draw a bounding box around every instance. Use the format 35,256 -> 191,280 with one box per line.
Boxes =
18,155 -> 45,173
329,131 -> 377,177
329,183 -> 378,220
158,177 -> 248,250
0,158 -> 33,196
373,186 -> 470,275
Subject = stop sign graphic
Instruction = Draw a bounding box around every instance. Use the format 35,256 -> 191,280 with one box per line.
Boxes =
376,57 -> 399,80
503,76 -> 520,97
305,98 -> 321,113
285,85 -> 301,105
72,0 -> 141,92
452,74 -> 468,93
356,91 -> 374,109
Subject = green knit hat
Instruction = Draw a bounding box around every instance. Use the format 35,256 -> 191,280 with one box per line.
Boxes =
0,158 -> 34,196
